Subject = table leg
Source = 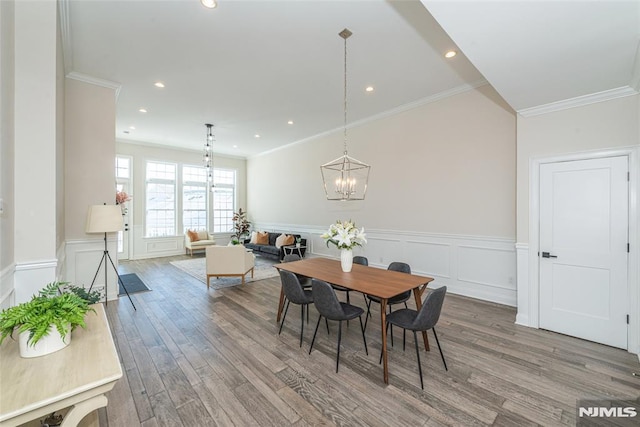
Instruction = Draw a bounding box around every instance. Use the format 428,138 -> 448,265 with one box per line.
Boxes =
380,298 -> 389,384
413,288 -> 430,352
277,287 -> 285,323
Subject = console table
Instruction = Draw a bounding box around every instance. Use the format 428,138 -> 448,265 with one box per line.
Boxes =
0,304 -> 122,427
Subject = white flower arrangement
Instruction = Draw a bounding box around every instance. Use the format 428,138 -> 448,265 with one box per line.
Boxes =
321,220 -> 367,250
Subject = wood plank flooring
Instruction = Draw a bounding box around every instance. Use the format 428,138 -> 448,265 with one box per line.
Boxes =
97,254 -> 640,426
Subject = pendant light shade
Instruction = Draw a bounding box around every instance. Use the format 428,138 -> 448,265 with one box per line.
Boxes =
321,28 -> 370,201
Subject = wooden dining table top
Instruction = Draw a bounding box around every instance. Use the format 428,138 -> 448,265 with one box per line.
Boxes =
274,257 -> 434,298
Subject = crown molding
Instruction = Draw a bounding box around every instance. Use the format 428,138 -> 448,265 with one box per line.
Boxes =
66,72 -> 122,100
58,0 -> 73,75
252,79 -> 489,159
517,86 -> 638,117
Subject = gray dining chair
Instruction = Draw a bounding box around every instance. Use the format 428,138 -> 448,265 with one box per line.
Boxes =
364,262 -> 412,347
278,270 -> 314,347
282,254 -> 311,288
309,279 -> 368,372
385,286 -> 448,389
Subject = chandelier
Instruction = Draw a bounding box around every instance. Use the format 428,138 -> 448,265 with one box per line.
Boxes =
204,123 -> 214,191
320,28 -> 370,201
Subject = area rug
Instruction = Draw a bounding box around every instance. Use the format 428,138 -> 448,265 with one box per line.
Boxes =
169,257 -> 279,289
119,273 -> 150,295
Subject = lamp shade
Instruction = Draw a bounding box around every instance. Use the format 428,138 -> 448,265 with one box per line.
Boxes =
86,205 -> 124,233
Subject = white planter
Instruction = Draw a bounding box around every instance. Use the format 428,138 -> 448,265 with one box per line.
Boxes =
18,324 -> 71,358
340,249 -> 353,272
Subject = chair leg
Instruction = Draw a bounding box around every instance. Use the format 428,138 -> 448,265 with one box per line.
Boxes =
432,327 -> 448,371
358,316 -> 368,355
364,300 -> 372,331
299,304 -> 305,348
403,329 -> 406,352
336,321 -> 342,373
413,331 -> 424,390
326,318 -> 330,335
309,315 -> 322,354
279,300 -> 290,335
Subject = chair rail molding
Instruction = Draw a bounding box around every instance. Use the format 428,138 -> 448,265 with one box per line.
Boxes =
254,222 -> 517,307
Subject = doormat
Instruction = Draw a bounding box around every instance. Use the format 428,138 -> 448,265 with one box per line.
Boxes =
119,273 -> 150,295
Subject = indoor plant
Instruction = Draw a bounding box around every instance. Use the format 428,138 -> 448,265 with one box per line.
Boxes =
231,208 -> 251,245
321,220 -> 367,272
0,282 -> 98,358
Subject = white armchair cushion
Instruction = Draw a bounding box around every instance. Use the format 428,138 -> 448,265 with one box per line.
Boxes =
205,246 -> 255,288
185,230 -> 216,255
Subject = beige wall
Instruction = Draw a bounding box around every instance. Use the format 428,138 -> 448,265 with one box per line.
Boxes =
65,78 -> 117,240
55,11 -> 65,252
0,0 -> 15,275
516,94 -> 640,243
248,85 -> 516,239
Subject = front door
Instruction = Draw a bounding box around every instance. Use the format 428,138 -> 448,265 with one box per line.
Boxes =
116,183 -> 130,260
539,156 -> 628,349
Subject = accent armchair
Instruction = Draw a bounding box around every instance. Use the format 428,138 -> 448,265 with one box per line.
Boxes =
205,245 -> 255,288
184,229 -> 216,256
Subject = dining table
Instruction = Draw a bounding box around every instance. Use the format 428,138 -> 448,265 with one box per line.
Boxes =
274,257 -> 434,384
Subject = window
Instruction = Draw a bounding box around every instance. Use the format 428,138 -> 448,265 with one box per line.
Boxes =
146,161 -> 176,237
116,157 -> 130,179
212,169 -> 236,233
182,166 -> 207,232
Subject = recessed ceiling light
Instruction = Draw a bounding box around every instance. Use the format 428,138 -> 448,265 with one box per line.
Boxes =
154,82 -> 165,88
129,126 -> 135,130
445,50 -> 457,58
254,134 -> 261,138
139,108 -> 147,113
233,145 -> 238,148
365,86 -> 374,92
287,120 -> 294,125
201,0 -> 217,8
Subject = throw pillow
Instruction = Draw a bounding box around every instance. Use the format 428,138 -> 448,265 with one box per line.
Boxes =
283,234 -> 295,246
275,233 -> 287,248
197,230 -> 209,240
187,230 -> 199,242
249,231 -> 258,244
256,231 -> 269,245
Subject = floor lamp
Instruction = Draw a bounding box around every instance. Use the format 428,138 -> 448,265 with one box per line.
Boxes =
85,204 -> 136,310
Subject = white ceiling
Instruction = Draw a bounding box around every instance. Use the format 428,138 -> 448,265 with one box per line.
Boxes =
65,0 -> 640,158
422,0 -> 640,113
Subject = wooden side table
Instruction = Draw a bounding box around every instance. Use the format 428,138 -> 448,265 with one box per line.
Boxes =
0,304 -> 122,427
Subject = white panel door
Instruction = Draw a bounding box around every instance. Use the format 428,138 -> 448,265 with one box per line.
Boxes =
539,156 -> 628,349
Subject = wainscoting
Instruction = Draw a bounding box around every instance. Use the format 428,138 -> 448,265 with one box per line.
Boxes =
65,238 -> 119,301
257,223 -> 517,307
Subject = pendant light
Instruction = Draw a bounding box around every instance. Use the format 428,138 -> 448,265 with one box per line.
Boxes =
204,123 -> 214,191
320,28 -> 371,201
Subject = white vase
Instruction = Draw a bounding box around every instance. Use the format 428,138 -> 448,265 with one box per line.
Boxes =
18,324 -> 71,358
340,249 -> 353,272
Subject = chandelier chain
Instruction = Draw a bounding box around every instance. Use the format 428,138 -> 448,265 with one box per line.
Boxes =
343,32 -> 348,155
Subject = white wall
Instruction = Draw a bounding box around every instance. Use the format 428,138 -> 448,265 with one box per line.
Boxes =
515,94 -> 640,354
12,0 -> 60,303
115,141 -> 247,259
0,0 -> 16,308
248,85 -> 518,305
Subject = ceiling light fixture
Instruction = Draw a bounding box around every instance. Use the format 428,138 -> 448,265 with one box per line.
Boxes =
201,0 -> 217,8
365,86 -> 374,92
320,28 -> 370,201
287,120 -> 294,125
204,124 -> 215,191
139,108 -> 147,113
254,134 -> 260,138
445,50 -> 457,58
154,82 -> 165,88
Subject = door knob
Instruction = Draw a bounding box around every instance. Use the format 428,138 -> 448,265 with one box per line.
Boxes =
541,252 -> 557,258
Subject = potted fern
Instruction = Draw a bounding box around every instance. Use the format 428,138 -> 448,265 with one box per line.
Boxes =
0,282 -> 99,358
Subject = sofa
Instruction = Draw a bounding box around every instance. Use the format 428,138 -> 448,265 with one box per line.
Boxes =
184,230 -> 216,256
244,232 -> 307,261
205,245 -> 255,288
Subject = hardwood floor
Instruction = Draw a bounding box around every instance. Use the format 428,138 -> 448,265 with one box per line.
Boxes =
98,255 -> 640,426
